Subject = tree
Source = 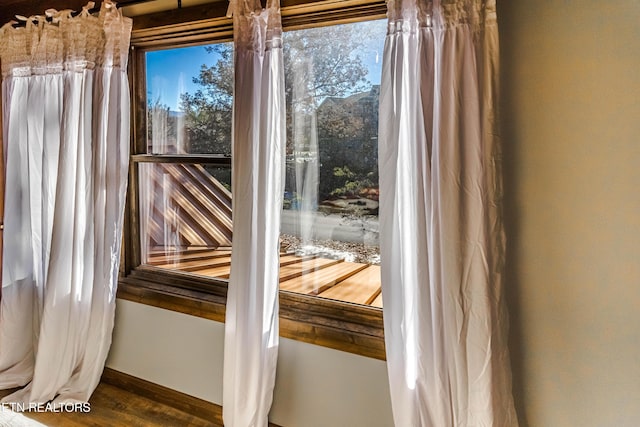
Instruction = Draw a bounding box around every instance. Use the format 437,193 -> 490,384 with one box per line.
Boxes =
282,24 -> 370,150
179,21 -> 380,202
180,45 -> 234,155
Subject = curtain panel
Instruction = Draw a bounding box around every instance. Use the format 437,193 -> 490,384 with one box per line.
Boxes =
378,0 -> 517,425
223,0 -> 285,425
0,1 -> 131,405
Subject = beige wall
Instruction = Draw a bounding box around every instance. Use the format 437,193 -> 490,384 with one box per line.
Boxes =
107,300 -> 394,427
499,1 -> 640,426
0,82 -> 3,271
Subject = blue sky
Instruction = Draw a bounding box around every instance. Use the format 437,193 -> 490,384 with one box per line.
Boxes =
147,45 -> 224,111
146,19 -> 387,111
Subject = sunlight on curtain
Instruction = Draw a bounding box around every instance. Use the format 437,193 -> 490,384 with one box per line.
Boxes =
222,0 -> 285,425
0,1 -> 131,405
290,55 -> 319,246
378,0 -> 518,425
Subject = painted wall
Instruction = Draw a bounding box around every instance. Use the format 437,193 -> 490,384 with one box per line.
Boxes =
107,300 -> 394,427
499,1 -> 640,426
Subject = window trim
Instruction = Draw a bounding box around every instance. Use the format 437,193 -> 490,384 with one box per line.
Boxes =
121,0 -> 387,361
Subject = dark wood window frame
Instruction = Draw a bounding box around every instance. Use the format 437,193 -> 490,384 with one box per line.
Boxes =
119,0 -> 387,360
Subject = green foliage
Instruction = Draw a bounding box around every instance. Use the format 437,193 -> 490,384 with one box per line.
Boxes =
283,25 -> 370,106
179,26 -> 373,155
179,44 -> 233,155
333,165 -> 355,178
330,167 -> 377,198
177,22 -> 381,201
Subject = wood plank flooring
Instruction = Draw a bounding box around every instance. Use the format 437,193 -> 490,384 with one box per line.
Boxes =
0,383 -> 214,427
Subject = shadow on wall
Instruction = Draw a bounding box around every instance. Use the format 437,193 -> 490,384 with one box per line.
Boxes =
497,2 -> 529,426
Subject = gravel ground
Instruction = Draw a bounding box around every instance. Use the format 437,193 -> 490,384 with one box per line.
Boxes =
280,233 -> 380,265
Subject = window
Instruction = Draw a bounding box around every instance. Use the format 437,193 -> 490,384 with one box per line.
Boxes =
139,42 -> 234,277
121,0 -> 388,359
280,22 -> 384,307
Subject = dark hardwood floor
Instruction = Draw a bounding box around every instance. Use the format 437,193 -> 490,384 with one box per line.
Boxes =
0,383 -> 215,426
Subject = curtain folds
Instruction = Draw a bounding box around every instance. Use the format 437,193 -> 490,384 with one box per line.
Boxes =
0,1 -> 131,404
378,0 -> 517,425
223,0 -> 285,425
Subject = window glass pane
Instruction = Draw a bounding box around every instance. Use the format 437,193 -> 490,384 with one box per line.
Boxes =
280,19 -> 386,307
146,43 -> 233,155
138,162 -> 232,273
139,20 -> 386,308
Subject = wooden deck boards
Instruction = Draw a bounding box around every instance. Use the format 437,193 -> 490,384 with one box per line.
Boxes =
317,265 -> 381,305
147,248 -> 383,308
148,249 -> 231,265
191,263 -> 232,278
278,257 -> 342,282
280,261 -> 367,295
370,292 -> 383,308
140,163 -> 383,308
164,256 -> 231,272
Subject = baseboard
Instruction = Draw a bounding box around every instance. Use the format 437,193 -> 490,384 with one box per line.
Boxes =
101,368 -> 282,427
101,367 -> 224,425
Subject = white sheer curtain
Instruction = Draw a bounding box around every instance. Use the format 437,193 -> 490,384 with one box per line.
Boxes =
378,0 -> 517,425
0,1 -> 131,404
223,0 -> 285,425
